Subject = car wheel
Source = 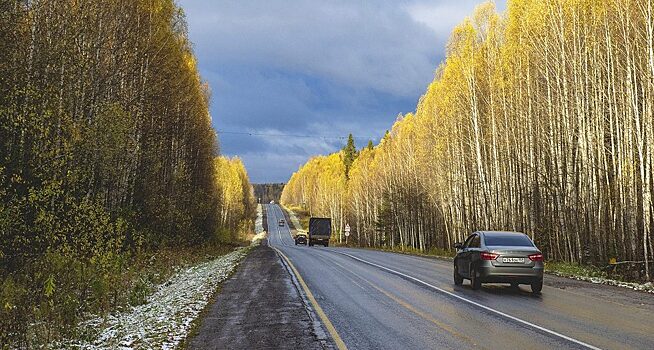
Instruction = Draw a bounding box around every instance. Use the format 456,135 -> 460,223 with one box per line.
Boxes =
324,242 -> 329,247
531,278 -> 543,294
510,282 -> 519,289
470,266 -> 481,290
308,240 -> 314,247
453,265 -> 463,286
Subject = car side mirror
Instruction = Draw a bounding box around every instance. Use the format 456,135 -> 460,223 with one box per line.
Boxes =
454,242 -> 463,250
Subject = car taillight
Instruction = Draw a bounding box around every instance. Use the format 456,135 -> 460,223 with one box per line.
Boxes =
529,253 -> 543,261
480,252 -> 499,260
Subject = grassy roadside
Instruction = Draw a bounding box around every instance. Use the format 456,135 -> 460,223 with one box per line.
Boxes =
2,241 -> 238,348
283,204 -> 309,232
17,240 -> 252,348
544,261 -> 608,279
80,241 -> 248,343
132,240 -> 249,283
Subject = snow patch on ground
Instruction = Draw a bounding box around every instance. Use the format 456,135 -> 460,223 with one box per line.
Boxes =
48,204 -> 295,349
255,204 -> 264,234
53,248 -> 248,349
251,204 -> 266,246
251,232 -> 267,246
547,272 -> 654,294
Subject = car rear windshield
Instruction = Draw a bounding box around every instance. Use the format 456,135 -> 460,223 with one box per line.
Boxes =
484,233 -> 534,247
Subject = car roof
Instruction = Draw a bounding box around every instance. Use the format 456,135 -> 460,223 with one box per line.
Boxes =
476,231 -> 528,237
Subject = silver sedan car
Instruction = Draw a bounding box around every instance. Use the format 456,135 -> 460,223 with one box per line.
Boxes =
453,231 -> 544,293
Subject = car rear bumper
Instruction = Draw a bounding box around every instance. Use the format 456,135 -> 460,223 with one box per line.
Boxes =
478,265 -> 543,283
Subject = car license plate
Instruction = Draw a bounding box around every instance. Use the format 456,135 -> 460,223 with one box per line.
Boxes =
502,257 -> 525,263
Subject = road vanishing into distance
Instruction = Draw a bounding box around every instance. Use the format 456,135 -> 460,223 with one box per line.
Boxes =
265,204 -> 653,350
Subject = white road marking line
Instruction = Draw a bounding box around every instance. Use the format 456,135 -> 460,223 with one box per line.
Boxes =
273,247 -> 348,350
337,251 -> 603,350
275,205 -> 295,245
270,206 -> 288,246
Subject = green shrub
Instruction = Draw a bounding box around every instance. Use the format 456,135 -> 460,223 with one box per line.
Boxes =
129,277 -> 152,307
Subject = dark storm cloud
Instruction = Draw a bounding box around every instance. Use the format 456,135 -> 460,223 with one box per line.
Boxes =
177,0 -> 505,183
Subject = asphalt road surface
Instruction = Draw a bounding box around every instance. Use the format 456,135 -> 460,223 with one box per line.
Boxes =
187,243 -> 333,349
265,204 -> 654,350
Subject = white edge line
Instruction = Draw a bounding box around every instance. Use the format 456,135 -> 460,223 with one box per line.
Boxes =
337,251 -> 603,350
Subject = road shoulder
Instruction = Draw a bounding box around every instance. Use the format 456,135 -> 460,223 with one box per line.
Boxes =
186,242 -> 334,350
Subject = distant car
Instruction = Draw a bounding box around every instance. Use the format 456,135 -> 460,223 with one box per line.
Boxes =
270,200 -> 275,204
278,219 -> 285,227
295,233 -> 307,245
453,231 -> 544,293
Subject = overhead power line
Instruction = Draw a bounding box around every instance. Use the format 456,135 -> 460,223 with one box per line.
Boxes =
216,130 -> 377,140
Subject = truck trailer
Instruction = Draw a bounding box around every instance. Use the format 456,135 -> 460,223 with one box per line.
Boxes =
308,217 -> 331,247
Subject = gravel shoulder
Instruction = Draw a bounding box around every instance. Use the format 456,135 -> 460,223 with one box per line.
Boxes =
186,242 -> 333,350
544,273 -> 654,309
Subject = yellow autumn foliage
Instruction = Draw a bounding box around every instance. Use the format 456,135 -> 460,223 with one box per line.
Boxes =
282,0 -> 654,280
215,156 -> 256,242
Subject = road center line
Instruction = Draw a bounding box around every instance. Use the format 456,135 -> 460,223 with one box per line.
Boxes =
272,247 -> 348,350
336,251 -> 602,350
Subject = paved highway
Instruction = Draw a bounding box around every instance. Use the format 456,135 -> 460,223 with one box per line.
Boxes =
265,204 -> 653,350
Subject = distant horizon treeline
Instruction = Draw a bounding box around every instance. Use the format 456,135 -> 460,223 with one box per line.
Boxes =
0,0 -> 254,345
253,183 -> 285,204
282,0 -> 654,281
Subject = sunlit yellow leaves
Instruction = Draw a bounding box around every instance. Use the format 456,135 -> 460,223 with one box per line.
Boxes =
184,52 -> 197,72
215,156 -> 255,241
280,0 -> 654,272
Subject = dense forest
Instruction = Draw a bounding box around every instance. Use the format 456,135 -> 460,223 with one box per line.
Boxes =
215,157 -> 257,242
0,0 -> 254,345
253,183 -> 285,204
282,0 -> 654,281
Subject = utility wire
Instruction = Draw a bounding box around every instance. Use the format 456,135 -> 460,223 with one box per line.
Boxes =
216,130 -> 377,140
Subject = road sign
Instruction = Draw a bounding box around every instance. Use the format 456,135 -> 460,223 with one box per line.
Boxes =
344,224 -> 351,237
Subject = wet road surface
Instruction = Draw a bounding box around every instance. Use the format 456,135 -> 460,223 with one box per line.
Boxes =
187,242 -> 334,349
265,204 -> 654,350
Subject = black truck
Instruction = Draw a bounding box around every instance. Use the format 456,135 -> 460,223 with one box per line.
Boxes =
308,217 -> 331,247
